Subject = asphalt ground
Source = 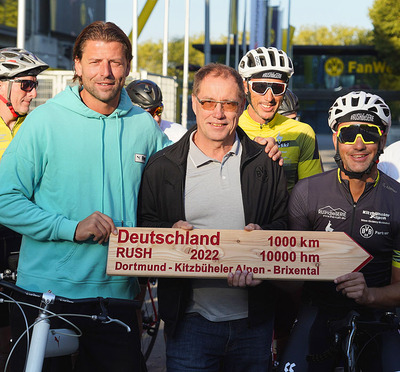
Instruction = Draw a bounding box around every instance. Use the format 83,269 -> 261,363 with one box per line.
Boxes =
145,135 -> 336,372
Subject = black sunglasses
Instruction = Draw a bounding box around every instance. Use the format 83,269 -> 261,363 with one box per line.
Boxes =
10,79 -> 39,92
337,124 -> 383,145
248,81 -> 287,96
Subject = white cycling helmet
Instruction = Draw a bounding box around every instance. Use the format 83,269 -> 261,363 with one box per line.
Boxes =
328,91 -> 391,133
0,48 -> 49,79
238,47 -> 294,81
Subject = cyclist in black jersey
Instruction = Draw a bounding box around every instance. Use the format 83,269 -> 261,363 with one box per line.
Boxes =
279,91 -> 400,372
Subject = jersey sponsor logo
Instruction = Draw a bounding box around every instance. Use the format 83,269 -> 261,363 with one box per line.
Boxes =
382,182 -> 398,194
318,206 -> 346,220
284,362 -> 296,372
276,132 -> 290,148
362,210 -> 389,221
360,224 -> 374,239
325,220 -> 334,232
135,154 -> 146,163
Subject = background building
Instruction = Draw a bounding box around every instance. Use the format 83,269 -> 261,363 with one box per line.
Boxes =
0,0 -> 105,69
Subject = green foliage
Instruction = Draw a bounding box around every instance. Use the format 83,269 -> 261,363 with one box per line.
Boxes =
0,0 -> 18,28
293,25 -> 373,46
137,34 -> 205,79
369,0 -> 400,73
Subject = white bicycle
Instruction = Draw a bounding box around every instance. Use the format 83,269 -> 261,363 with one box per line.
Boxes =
0,270 -> 132,372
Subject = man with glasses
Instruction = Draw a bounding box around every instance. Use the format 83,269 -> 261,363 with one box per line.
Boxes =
278,91 -> 400,372
126,79 -> 187,142
0,47 -> 48,158
238,47 -> 322,193
138,63 -> 288,371
0,47 -> 48,370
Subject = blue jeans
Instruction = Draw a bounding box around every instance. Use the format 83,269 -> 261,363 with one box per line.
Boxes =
166,313 -> 273,372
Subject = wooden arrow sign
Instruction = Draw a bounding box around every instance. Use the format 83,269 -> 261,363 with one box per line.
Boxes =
106,228 -> 373,281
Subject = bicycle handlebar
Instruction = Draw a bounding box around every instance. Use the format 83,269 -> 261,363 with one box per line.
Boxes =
0,277 -> 140,308
329,310 -> 400,335
307,309 -> 400,365
0,277 -> 141,332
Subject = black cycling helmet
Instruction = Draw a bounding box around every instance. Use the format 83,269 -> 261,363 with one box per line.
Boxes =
278,89 -> 299,117
126,79 -> 163,110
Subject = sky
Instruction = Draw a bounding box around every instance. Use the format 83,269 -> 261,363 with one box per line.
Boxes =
106,0 -> 376,42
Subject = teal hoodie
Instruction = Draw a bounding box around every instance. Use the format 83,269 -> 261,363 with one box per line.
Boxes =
0,85 -> 171,299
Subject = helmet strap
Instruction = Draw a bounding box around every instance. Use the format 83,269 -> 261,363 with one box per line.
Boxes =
334,138 -> 382,179
0,81 -> 19,118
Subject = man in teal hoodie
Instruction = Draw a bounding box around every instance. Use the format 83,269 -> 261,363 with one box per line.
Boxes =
0,21 -> 170,372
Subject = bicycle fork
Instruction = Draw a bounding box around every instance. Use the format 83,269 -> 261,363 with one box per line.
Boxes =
344,316 -> 358,372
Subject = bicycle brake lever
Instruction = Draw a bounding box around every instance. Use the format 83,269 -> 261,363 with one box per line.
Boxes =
104,317 -> 131,333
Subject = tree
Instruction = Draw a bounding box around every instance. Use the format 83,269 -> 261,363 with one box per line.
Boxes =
293,25 -> 373,46
137,34 -> 205,80
369,0 -> 400,74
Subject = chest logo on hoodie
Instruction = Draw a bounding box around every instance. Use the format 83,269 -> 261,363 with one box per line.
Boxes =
135,154 -> 146,163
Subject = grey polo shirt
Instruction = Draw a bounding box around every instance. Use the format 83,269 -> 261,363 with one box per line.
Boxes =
185,131 -> 248,322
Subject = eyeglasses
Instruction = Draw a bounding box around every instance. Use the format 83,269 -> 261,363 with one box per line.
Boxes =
336,124 -> 383,145
10,79 -> 39,92
148,104 -> 163,117
195,96 -> 239,112
248,81 -> 287,96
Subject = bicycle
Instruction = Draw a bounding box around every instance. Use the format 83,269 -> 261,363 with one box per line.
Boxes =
307,309 -> 400,372
140,278 -> 160,362
0,271 -> 134,372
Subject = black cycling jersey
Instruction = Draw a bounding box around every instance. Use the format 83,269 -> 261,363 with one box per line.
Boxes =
289,168 -> 400,309
278,168 -> 400,372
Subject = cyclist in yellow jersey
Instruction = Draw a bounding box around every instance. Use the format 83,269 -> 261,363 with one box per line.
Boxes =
238,47 -> 322,193
0,48 -> 48,159
0,47 -> 48,370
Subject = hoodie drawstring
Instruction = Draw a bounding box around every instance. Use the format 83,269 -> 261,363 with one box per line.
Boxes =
116,113 -> 125,226
100,118 -> 105,214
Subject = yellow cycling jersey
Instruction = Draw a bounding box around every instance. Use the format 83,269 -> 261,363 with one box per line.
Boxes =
0,115 -> 25,160
239,110 -> 322,192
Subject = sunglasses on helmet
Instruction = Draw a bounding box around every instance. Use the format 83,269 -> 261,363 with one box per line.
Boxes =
248,81 -> 287,96
10,79 -> 39,92
336,123 -> 383,145
195,96 -> 239,112
148,104 -> 164,117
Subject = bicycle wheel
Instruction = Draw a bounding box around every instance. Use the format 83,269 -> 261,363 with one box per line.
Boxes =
141,279 -> 160,362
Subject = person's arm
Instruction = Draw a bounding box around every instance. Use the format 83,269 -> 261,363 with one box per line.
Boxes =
259,162 -> 289,231
0,148 -> 78,242
297,129 -> 323,181
288,178 -> 313,231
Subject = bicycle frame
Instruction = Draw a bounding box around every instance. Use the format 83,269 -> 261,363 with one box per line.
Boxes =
333,311 -> 400,372
24,292 -> 79,372
0,277 -> 132,372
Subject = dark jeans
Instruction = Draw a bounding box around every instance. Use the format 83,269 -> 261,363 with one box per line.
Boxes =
166,313 -> 273,372
8,290 -> 146,372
